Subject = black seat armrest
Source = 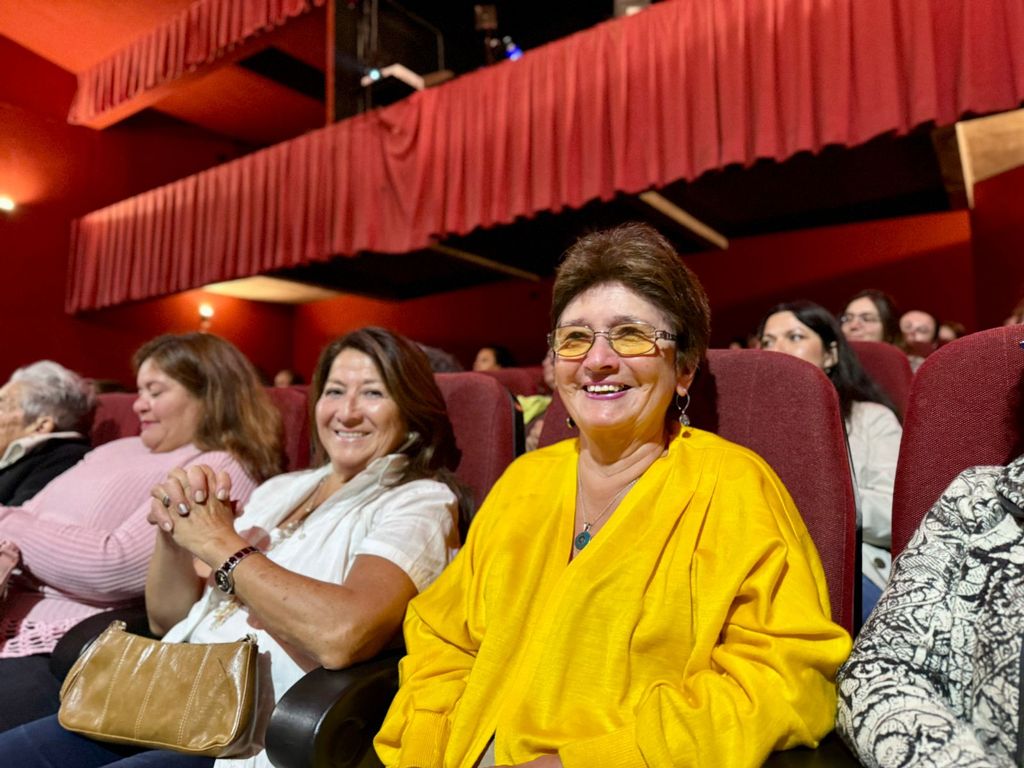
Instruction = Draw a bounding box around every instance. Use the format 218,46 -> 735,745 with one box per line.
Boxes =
265,648 -> 403,768
761,732 -> 860,767
48,606 -> 151,682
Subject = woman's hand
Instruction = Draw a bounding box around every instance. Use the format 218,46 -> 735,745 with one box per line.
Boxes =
167,466 -> 247,567
148,465 -> 235,534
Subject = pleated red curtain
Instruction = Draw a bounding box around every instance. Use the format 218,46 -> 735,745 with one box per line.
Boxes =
67,0 -> 1024,312
68,0 -> 325,125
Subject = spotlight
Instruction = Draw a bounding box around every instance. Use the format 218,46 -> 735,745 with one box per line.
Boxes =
0,196 -> 15,212
198,302 -> 214,332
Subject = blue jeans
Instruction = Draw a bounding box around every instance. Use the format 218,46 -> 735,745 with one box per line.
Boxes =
0,715 -> 214,768
0,656 -> 62,733
861,574 -> 883,625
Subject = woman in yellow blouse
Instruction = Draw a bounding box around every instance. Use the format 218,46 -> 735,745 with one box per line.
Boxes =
375,223 -> 851,768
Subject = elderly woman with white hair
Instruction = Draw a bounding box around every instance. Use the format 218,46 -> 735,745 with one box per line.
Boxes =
0,361 -> 95,506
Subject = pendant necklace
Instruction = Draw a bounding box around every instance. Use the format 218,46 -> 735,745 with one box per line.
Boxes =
213,476 -> 330,629
574,470 -> 639,552
279,476 -> 329,540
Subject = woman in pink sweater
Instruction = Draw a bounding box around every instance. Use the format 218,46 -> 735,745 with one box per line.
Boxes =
0,332 -> 284,731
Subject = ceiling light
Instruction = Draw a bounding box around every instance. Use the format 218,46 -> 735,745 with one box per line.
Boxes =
202,276 -> 342,303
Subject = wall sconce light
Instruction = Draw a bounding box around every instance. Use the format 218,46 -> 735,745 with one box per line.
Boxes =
0,196 -> 16,213
198,302 -> 214,332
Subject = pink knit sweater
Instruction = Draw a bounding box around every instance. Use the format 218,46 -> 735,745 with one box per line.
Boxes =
0,437 -> 258,657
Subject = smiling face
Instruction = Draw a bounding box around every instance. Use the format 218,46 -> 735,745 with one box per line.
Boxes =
554,282 -> 690,445
132,359 -> 203,453
315,348 -> 407,481
760,311 -> 837,371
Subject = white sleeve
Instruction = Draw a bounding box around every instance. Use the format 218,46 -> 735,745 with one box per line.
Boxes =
850,402 -> 902,548
355,479 -> 459,592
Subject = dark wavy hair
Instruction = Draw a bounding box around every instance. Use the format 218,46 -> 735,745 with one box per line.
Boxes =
759,300 -> 900,423
843,289 -> 902,347
551,223 -> 711,373
133,333 -> 284,481
309,327 -> 463,492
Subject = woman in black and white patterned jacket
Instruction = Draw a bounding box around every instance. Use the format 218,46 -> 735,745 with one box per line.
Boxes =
836,453 -> 1024,767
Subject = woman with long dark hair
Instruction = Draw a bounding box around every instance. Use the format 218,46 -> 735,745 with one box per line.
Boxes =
760,300 -> 902,622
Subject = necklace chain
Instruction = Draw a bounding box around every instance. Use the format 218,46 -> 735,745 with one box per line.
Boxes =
212,475 -> 332,628
574,470 -> 639,552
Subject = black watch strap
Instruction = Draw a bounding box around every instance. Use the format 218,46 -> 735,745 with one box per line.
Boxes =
214,545 -> 261,595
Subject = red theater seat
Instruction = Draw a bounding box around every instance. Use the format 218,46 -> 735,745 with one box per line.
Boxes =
849,340 -> 913,418
892,326 -> 1024,557
540,349 -> 857,633
477,366 -> 546,397
435,372 -> 520,511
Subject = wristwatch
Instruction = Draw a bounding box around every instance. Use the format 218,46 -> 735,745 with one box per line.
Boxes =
214,546 -> 261,595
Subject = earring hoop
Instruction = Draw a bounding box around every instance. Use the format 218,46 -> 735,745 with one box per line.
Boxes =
565,416 -> 576,430
676,392 -> 691,427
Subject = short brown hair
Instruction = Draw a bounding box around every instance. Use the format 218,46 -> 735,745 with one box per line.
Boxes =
309,327 -> 461,484
132,333 -> 284,482
551,223 -> 711,371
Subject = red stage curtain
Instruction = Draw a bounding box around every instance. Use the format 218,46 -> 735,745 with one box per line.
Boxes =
68,0 -> 324,125
67,0 -> 1024,312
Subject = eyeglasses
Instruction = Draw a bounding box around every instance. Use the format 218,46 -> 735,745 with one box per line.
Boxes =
839,312 -> 881,325
548,322 -> 677,359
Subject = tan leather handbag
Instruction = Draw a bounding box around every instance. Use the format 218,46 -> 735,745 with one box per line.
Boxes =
58,620 -> 259,757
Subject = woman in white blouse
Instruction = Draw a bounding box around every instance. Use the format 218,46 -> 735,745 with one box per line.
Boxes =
760,301 -> 902,624
0,327 -> 465,768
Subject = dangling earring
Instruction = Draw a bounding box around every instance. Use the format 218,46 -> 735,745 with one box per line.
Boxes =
676,392 -> 691,427
398,431 -> 420,452
565,416 -> 576,430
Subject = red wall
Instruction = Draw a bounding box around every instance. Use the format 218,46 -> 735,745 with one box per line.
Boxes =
688,211 -> 975,343
292,279 -> 555,375
0,35 -> 295,386
289,211 -> 974,374
970,165 -> 1024,329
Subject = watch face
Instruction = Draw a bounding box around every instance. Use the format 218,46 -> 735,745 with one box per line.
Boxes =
215,569 -> 233,594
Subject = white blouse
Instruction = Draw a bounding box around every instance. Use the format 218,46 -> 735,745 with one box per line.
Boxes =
162,454 -> 460,768
846,400 -> 902,589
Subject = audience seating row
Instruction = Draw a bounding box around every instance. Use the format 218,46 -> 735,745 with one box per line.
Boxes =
68,328 -> 1024,767
87,375 -> 519,508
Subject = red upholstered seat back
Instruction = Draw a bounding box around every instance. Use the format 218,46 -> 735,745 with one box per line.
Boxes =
89,392 -> 141,445
849,341 -> 913,418
539,349 -> 857,632
478,367 -> 546,397
265,386 -> 311,472
892,327 -> 1024,557
435,373 -> 519,511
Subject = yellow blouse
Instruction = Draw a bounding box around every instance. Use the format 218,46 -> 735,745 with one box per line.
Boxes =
375,428 -> 851,767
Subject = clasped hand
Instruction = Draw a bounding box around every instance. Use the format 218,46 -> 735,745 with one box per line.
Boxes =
148,465 -> 239,562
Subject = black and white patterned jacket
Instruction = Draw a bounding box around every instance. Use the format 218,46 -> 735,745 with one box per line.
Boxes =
836,454 -> 1024,768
